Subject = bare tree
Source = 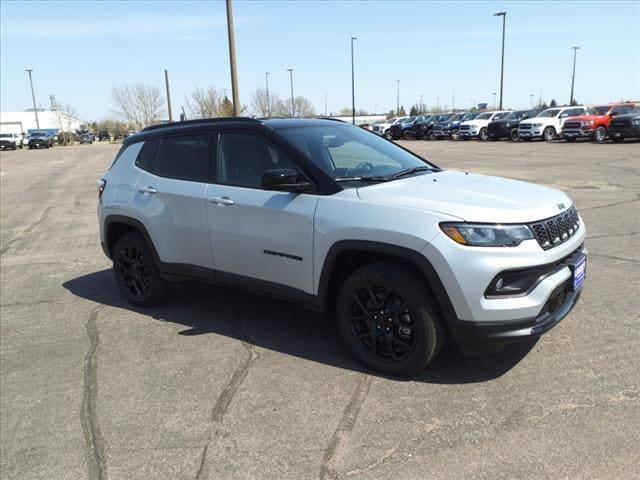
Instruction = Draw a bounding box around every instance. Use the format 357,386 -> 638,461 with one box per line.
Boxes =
111,82 -> 164,129
251,88 -> 275,117
273,95 -> 316,118
185,86 -> 221,118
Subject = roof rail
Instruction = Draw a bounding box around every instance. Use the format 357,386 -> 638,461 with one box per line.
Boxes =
141,117 -> 262,133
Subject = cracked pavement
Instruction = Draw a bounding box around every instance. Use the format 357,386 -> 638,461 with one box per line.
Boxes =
1,139 -> 639,479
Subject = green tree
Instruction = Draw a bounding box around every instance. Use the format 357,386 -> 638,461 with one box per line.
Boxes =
398,105 -> 406,116
550,99 -> 558,107
409,105 -> 419,116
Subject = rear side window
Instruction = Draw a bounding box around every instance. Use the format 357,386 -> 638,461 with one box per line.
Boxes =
110,141 -> 144,169
135,134 -> 212,182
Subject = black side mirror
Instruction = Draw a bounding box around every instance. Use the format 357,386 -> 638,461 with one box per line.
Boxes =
261,168 -> 311,193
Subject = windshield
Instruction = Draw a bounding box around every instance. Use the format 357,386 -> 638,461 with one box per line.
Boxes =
395,117 -> 409,124
476,113 -> 492,120
449,114 -> 463,122
31,132 -> 47,137
461,112 -> 479,121
587,106 -> 611,115
492,112 -> 510,120
439,114 -> 454,121
278,124 -> 438,184
538,108 -> 561,118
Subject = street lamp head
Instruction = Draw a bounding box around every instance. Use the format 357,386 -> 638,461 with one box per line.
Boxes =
287,68 -> 293,72
352,36 -> 357,40
494,11 -> 506,16
572,46 -> 580,50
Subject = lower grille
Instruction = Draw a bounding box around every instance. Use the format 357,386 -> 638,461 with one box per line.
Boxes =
519,124 -> 532,130
611,120 -> 630,128
459,125 -> 470,131
529,206 -> 581,250
564,122 -> 582,129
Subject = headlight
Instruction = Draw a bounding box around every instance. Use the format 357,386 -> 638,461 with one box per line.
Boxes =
531,123 -> 543,127
440,223 -> 534,247
585,120 -> 594,126
632,118 -> 640,126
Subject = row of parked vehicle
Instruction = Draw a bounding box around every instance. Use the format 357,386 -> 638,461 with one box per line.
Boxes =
0,129 -> 137,151
369,103 -> 640,144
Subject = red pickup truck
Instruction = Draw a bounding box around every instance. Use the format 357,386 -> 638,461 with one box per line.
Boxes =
562,103 -> 637,143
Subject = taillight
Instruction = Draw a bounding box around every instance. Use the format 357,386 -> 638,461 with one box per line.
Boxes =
98,178 -> 106,198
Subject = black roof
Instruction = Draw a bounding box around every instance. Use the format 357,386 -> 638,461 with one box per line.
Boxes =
140,116 -> 346,134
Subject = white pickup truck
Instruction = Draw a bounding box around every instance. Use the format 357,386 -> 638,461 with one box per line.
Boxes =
518,106 -> 587,141
372,117 -> 409,139
0,132 -> 23,150
458,111 -> 511,140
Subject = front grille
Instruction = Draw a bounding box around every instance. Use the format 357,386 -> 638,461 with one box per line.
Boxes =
563,122 -> 581,129
519,124 -> 532,130
529,205 -> 581,250
611,120 -> 630,128
433,125 -> 443,132
459,125 -> 470,131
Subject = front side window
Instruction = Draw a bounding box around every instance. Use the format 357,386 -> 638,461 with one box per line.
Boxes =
278,124 -> 437,184
217,132 -> 299,188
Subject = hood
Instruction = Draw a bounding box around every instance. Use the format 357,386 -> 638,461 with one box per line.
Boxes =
565,114 -> 606,122
357,170 -> 572,223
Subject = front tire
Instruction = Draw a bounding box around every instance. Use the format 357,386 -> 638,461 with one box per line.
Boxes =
543,127 -> 556,142
402,130 -> 413,140
450,129 -> 459,140
510,128 -> 519,141
336,262 -> 445,376
113,232 -> 172,307
593,126 -> 606,143
478,127 -> 489,141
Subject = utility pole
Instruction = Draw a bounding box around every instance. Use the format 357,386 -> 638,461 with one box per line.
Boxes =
351,36 -> 357,124
225,0 -> 240,116
164,69 -> 173,122
287,68 -> 295,117
396,80 -> 400,115
420,95 -> 423,113
324,92 -> 328,116
494,12 -> 507,110
492,92 -> 497,109
25,69 -> 40,130
452,90 -> 455,111
530,94 -> 534,109
436,97 -> 440,112
265,72 -> 270,117
569,46 -> 580,106
49,95 -> 57,111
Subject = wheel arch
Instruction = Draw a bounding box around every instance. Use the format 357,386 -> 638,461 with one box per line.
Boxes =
103,215 -> 161,265
317,240 -> 458,327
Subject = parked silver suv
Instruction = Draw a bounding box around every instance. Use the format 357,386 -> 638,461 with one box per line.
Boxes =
98,118 -> 587,375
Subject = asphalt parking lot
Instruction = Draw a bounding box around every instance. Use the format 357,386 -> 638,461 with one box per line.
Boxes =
1,138 -> 639,480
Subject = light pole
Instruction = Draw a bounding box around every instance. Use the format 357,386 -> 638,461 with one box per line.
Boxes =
452,90 -> 455,111
375,104 -> 380,115
494,11 -> 507,110
164,69 -> 173,122
351,36 -> 357,124
492,92 -> 497,109
436,97 -> 440,112
396,80 -> 400,115
287,68 -> 295,117
530,94 -> 534,109
265,72 -> 270,117
325,92 -> 328,116
225,0 -> 240,116
25,69 -> 40,130
569,46 -> 580,106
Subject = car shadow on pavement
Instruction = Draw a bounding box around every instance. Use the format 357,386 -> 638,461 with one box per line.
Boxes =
63,269 -> 537,385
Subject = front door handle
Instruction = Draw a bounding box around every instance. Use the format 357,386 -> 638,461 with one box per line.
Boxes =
138,186 -> 157,194
209,196 -> 235,206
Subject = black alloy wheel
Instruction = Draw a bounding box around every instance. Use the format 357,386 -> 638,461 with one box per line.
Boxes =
510,128 -> 519,140
349,284 -> 417,363
116,244 -> 152,301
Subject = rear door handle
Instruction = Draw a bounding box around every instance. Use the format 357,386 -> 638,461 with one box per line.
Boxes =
209,196 -> 235,206
138,186 -> 157,194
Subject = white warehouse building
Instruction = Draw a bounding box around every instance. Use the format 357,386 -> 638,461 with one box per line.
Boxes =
0,110 -> 82,135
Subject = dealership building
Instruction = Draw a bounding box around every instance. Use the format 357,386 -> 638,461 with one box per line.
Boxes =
0,110 -> 82,136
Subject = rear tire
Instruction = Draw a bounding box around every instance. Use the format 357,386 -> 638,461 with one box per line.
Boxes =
113,232 -> 173,307
336,262 -> 445,376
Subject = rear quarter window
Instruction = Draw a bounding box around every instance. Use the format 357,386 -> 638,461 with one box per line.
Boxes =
110,141 -> 144,170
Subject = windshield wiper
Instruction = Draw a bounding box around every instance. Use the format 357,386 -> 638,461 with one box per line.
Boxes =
390,166 -> 437,179
334,175 -> 390,183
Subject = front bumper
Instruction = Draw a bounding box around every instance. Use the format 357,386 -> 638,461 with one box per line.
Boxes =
518,129 -> 543,138
609,126 -> 640,139
448,283 -> 582,345
458,129 -> 478,138
563,128 -> 593,139
29,140 -> 49,148
421,222 -> 587,344
0,141 -> 17,149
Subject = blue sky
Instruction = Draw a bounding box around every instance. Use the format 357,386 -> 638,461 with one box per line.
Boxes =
1,0 -> 638,121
